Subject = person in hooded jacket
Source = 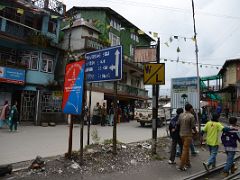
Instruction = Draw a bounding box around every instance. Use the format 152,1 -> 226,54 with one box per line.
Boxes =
168,108 -> 184,164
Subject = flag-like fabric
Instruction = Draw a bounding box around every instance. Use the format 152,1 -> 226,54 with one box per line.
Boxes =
17,8 -> 24,15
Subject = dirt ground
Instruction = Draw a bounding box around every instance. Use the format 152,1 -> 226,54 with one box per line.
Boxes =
2,137 -> 171,180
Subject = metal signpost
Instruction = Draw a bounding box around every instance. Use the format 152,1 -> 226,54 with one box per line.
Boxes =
62,60 -> 85,158
85,46 -> 123,154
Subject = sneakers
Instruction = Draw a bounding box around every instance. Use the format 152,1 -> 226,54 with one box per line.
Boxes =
203,162 -> 210,171
231,164 -> 238,174
223,172 -> 229,177
177,167 -> 187,171
168,160 -> 176,164
191,151 -> 199,156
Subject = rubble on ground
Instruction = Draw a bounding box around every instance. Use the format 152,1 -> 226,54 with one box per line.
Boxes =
5,137 -> 171,179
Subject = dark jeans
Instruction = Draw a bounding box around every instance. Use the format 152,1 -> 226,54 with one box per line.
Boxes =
10,120 -> 17,131
101,115 -> 106,126
169,137 -> 182,162
92,115 -> 100,125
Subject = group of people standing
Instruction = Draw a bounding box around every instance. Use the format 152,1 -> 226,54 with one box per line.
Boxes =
0,100 -> 19,132
91,102 -> 133,126
169,103 -> 240,177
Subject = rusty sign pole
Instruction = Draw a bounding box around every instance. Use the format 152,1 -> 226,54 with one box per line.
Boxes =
113,81 -> 118,155
152,37 -> 160,155
87,83 -> 92,145
80,67 -> 86,165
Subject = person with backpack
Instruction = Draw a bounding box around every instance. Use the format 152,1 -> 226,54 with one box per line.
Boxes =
9,101 -> 19,132
221,117 -> 240,177
168,108 -> 183,164
202,113 -> 229,171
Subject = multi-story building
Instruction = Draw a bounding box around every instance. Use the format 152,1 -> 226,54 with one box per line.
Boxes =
218,59 -> 240,113
62,7 -> 154,121
0,0 -> 65,125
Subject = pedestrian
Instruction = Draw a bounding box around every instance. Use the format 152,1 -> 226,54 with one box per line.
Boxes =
101,102 -> 107,126
168,108 -> 183,164
9,101 -> 19,132
92,102 -> 100,125
0,101 -> 10,128
224,106 -> 229,119
221,117 -> 240,177
176,109 -> 199,157
202,113 -> 228,171
177,103 -> 198,171
216,104 -> 222,116
108,102 -> 114,126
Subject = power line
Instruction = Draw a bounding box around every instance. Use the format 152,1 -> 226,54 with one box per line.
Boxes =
82,0 -> 240,20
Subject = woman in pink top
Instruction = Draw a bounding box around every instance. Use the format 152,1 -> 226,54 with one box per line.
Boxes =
0,101 -> 9,128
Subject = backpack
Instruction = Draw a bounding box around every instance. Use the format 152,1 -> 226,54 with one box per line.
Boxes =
221,130 -> 239,148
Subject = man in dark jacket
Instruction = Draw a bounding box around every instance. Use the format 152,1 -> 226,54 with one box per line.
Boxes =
168,108 -> 184,164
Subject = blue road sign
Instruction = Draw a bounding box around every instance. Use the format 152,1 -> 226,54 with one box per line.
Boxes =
85,45 -> 122,82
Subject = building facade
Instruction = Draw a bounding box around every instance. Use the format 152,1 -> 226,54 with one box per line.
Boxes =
0,0 -> 65,125
218,59 -> 240,114
63,7 -> 154,120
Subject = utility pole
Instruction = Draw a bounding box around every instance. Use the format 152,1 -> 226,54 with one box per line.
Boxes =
191,0 -> 201,137
152,37 -> 160,154
67,13 -> 74,158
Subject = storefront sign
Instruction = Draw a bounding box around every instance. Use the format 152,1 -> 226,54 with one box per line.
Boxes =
0,66 -> 25,85
62,61 -> 85,115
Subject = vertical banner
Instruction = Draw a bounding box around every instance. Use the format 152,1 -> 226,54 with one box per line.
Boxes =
62,60 -> 85,115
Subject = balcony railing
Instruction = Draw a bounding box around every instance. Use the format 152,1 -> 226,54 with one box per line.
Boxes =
0,16 -> 39,38
88,82 -> 148,98
32,0 -> 66,15
124,55 -> 144,71
83,36 -> 108,50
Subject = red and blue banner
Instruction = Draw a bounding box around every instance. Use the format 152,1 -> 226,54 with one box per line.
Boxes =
62,61 -> 85,115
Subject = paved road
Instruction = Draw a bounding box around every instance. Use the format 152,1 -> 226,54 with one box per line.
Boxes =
0,121 -> 168,165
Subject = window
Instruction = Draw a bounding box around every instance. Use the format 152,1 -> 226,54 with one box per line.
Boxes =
19,50 -> 39,70
109,32 -> 120,46
48,20 -> 57,34
130,33 -> 139,42
41,53 -> 54,73
130,44 -> 134,56
110,19 -> 121,31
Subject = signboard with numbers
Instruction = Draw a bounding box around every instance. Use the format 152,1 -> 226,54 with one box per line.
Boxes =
85,46 -> 123,82
62,61 -> 85,115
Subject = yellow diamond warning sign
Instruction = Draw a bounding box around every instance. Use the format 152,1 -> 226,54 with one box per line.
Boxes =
144,63 -> 165,85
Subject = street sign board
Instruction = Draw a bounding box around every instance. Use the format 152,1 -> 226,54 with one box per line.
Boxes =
0,66 -> 25,85
62,61 -> 85,115
144,63 -> 165,85
85,45 -> 122,82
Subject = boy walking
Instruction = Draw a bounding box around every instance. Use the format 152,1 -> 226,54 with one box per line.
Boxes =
202,113 -> 226,171
221,117 -> 240,177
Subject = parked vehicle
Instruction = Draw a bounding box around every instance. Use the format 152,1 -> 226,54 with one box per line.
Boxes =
134,108 -> 167,127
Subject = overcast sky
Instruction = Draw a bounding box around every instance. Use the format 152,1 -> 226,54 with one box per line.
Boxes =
62,0 -> 240,96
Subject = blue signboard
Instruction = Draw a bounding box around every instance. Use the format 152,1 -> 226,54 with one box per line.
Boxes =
0,66 -> 25,85
85,46 -> 123,82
